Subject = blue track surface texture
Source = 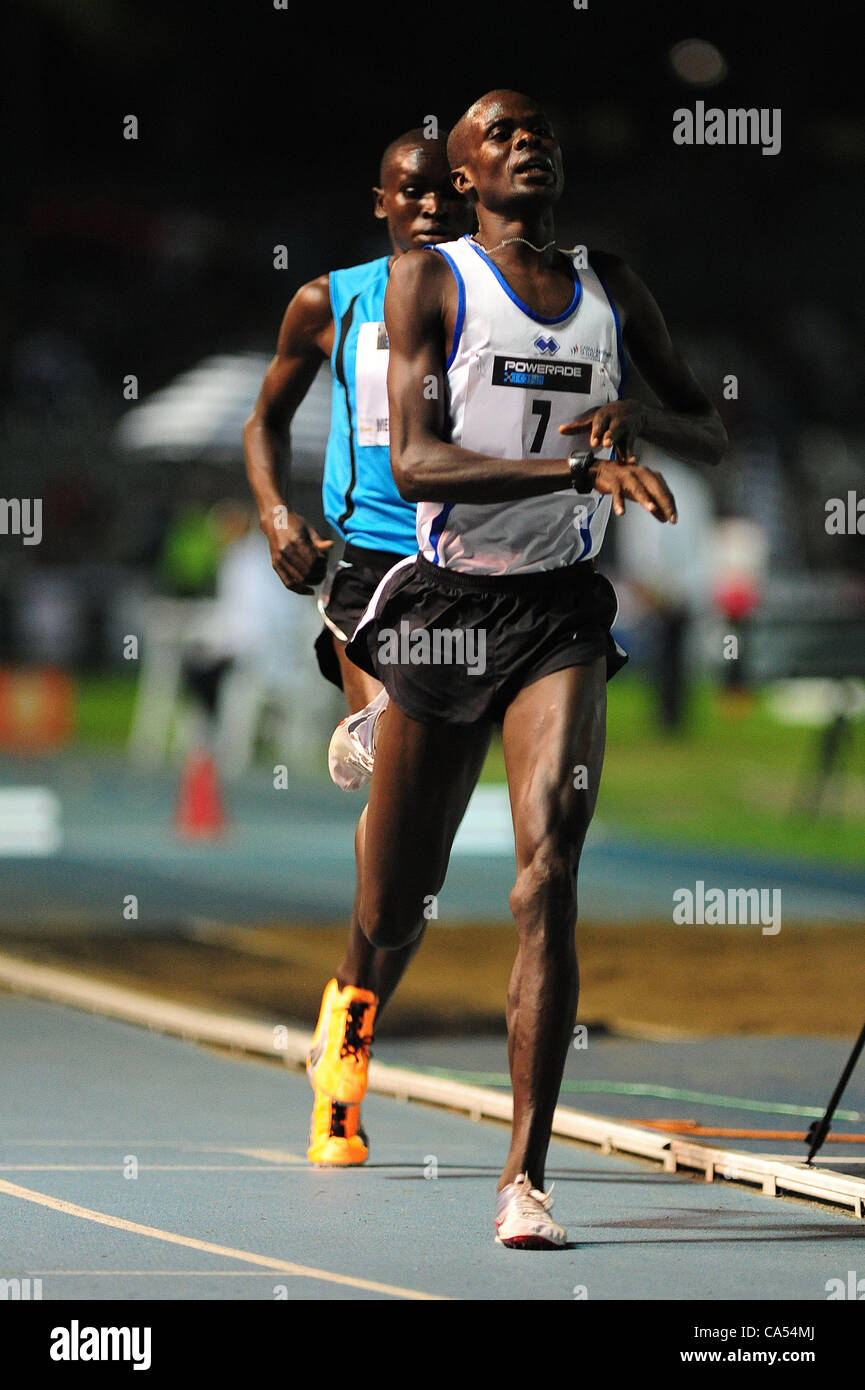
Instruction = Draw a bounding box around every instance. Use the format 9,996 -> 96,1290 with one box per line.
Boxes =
2,996 -> 863,1302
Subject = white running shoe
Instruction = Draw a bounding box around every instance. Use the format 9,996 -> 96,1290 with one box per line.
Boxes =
494,1173 -> 567,1249
327,688 -> 389,791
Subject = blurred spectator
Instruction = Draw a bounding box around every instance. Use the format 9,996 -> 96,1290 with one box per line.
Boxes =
157,505 -> 221,598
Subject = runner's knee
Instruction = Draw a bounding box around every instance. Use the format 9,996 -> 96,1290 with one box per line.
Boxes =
360,893 -> 426,951
509,840 -> 579,936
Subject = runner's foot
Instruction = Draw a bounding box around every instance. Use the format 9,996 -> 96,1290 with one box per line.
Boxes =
307,1088 -> 369,1165
495,1173 -> 567,1249
306,977 -> 377,1104
328,689 -> 389,791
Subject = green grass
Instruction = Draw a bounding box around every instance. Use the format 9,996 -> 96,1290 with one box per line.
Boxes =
72,672 -> 865,866
480,675 -> 865,866
74,674 -> 138,746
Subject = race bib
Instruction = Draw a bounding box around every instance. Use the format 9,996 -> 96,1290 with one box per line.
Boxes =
355,321 -> 390,447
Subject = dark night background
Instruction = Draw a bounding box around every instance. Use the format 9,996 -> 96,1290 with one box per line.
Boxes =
1,0 -> 864,652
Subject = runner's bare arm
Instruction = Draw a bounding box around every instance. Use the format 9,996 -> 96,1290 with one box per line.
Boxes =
561,252 -> 727,472
386,251 -> 575,504
386,251 -> 676,522
243,275 -> 334,594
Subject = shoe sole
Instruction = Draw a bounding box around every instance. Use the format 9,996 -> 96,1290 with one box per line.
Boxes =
307,1145 -> 369,1166
495,1234 -> 566,1250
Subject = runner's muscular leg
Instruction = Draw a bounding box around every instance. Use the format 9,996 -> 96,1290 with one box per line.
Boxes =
499,659 -> 607,1191
336,802 -> 428,1013
359,701 -> 493,951
333,635 -> 383,713
329,636 -> 419,1012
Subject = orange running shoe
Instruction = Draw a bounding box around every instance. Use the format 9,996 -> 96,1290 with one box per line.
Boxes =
307,1090 -> 369,1166
306,978 -> 377,1105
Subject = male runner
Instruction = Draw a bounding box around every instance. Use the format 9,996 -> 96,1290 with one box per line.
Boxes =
243,130 -> 470,1166
345,90 -> 727,1245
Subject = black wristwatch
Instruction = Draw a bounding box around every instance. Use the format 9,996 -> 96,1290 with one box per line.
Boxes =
568,448 -> 596,494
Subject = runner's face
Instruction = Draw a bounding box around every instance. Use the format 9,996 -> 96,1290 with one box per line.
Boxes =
456,101 -> 564,210
375,147 -> 472,253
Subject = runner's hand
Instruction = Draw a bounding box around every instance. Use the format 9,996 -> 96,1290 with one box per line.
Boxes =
560,403 -> 677,523
560,400 -> 647,463
590,451 -> 677,522
262,508 -> 333,593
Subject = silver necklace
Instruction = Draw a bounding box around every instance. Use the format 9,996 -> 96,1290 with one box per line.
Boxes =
470,233 -> 557,255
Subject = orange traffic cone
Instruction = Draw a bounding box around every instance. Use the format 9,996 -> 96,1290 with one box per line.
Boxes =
175,749 -> 226,839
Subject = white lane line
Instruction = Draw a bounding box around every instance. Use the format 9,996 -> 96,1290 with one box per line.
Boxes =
0,1145 -> 308,1156
31,1270 -> 333,1276
7,954 -> 861,1217
0,1140 -> 219,1146
0,1144 -> 310,1169
0,1164 -> 308,1172
220,1147 -> 308,1164
0,1179 -> 449,1302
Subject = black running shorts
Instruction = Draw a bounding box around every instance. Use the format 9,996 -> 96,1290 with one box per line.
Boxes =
315,542 -> 408,689
345,552 -> 628,725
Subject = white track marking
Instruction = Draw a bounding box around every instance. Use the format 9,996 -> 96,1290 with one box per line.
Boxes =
0,1164 -> 307,1172
3,953 -> 864,1218
218,1146 -> 308,1164
0,1141 -> 304,1152
0,1179 -> 449,1301
28,1270 -> 343,1277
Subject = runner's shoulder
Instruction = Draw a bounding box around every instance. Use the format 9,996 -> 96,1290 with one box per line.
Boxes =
390,247 -> 452,293
278,273 -> 332,352
587,248 -> 631,283
588,250 -> 645,321
290,272 -> 332,322
388,249 -> 454,327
